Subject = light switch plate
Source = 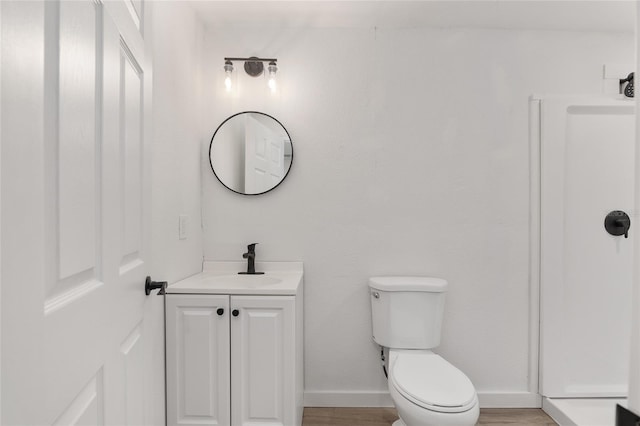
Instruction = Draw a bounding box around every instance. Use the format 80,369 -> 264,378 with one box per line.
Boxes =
178,215 -> 188,240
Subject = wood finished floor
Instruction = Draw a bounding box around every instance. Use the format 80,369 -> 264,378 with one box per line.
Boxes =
302,407 -> 558,426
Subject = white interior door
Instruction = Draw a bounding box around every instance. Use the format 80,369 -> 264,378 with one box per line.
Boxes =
538,97 -> 635,397
244,115 -> 285,194
1,1 -> 160,424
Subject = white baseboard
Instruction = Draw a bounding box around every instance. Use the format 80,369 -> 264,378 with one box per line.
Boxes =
542,397 -> 575,426
304,391 -> 394,407
304,391 -> 541,408
478,392 -> 542,408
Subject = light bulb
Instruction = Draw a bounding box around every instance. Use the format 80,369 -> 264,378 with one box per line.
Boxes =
223,60 -> 234,92
267,61 -> 277,93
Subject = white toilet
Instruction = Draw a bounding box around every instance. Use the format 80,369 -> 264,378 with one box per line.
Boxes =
369,276 -> 479,426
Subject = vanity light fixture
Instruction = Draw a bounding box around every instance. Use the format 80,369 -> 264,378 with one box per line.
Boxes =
267,61 -> 278,93
223,57 -> 278,92
224,60 -> 234,92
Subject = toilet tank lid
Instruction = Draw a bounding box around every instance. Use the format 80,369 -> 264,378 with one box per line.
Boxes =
369,276 -> 448,292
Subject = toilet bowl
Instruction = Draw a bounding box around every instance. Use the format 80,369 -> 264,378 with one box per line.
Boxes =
387,350 -> 479,426
368,276 -> 479,426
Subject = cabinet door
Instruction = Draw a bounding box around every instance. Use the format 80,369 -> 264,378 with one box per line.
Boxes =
166,295 -> 231,426
231,296 -> 296,426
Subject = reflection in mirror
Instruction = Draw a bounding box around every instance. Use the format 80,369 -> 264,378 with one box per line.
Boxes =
209,112 -> 293,195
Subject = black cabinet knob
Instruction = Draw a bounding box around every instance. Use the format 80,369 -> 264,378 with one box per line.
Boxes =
217,308 -> 224,316
232,309 -> 239,317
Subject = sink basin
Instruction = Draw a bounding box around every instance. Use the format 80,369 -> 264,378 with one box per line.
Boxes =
166,261 -> 303,295
202,274 -> 282,287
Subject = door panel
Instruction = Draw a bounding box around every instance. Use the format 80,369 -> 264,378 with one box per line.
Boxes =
124,0 -> 142,31
43,0 -> 102,313
244,115 -> 285,194
120,41 -> 143,268
231,296 -> 295,426
57,0 -> 97,282
166,295 -> 231,426
120,324 -> 145,425
52,372 -> 104,426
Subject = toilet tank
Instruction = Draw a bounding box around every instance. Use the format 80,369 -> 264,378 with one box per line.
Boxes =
369,276 -> 448,349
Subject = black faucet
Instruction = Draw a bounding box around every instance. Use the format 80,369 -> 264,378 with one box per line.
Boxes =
238,243 -> 264,275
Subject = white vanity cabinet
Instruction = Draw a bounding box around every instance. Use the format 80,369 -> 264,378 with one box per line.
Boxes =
165,262 -> 304,426
166,295 -> 231,426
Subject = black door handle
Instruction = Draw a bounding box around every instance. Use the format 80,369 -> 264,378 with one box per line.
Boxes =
145,276 -> 167,296
232,309 -> 239,317
604,210 -> 631,238
217,308 -> 224,316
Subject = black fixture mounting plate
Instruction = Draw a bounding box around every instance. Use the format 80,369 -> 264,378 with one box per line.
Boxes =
244,57 -> 264,77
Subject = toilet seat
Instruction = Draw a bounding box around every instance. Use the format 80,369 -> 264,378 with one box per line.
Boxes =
390,352 -> 477,414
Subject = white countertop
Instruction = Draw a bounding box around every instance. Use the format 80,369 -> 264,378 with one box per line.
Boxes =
166,261 -> 303,295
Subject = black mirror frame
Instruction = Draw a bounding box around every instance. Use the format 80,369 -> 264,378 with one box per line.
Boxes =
209,111 -> 294,196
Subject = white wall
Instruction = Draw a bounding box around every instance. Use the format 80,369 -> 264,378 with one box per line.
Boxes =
151,3 -> 204,283
149,11 -> 205,420
201,26 -> 635,406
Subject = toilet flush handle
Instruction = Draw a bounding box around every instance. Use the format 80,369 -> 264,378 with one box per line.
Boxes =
372,291 -> 380,299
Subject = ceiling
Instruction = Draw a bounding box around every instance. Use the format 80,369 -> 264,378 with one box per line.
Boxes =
187,1 -> 636,33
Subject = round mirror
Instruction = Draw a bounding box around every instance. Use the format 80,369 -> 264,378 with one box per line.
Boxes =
209,112 -> 293,195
